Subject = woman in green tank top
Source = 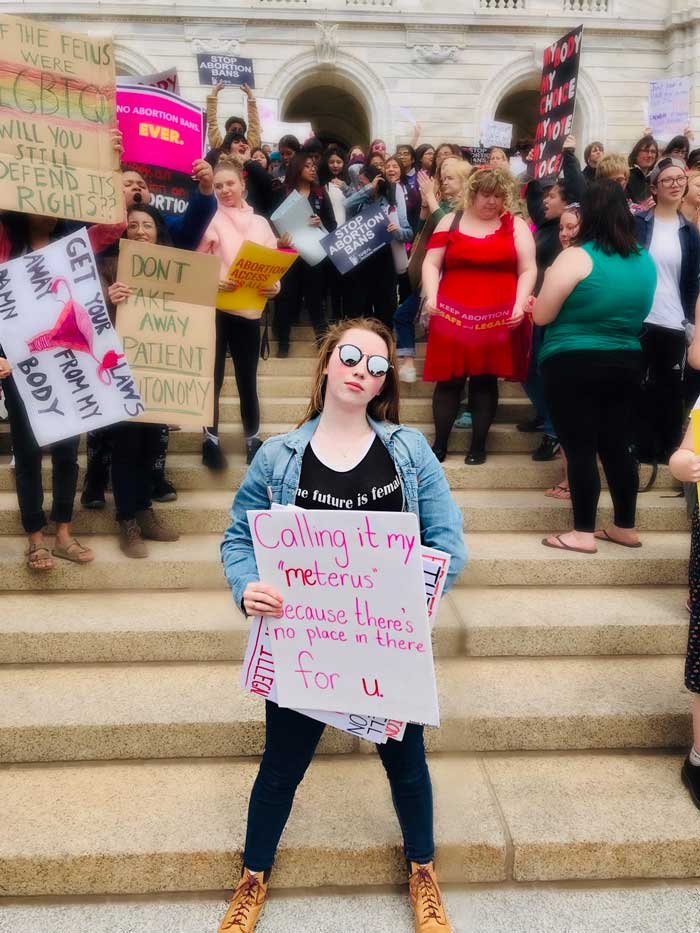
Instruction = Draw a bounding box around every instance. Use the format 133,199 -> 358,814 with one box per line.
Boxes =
532,179 -> 657,555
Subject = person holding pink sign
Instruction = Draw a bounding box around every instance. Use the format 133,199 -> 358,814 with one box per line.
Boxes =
218,318 -> 465,933
421,167 -> 537,465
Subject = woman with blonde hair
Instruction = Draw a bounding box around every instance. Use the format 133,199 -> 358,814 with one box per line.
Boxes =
218,317 -> 466,933
422,168 -> 537,463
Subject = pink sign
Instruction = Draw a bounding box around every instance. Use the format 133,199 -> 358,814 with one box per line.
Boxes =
116,85 -> 204,175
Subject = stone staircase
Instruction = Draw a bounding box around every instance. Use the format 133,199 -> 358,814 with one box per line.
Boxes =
2,327 -> 700,926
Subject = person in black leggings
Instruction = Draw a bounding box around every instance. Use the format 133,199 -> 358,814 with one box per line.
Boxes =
535,180 -> 658,554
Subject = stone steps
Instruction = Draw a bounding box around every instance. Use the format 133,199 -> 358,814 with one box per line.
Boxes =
0,532 -> 690,591
0,453 -> 675,492
3,752 -> 699,897
0,655 -> 689,764
0,586 -> 687,665
0,488 -> 685,536
222,373 -> 529,399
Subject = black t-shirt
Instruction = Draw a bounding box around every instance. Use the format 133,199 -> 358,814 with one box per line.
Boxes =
295,435 -> 404,512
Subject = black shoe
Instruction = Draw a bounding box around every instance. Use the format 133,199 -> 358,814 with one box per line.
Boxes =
152,478 -> 178,502
202,438 -> 228,472
276,344 -> 289,359
681,756 -> 700,810
465,450 -> 487,465
532,434 -> 561,462
431,445 -> 447,463
517,417 -> 545,434
80,486 -> 106,509
246,437 -> 263,465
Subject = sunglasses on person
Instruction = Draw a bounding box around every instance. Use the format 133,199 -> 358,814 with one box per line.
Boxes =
337,343 -> 391,377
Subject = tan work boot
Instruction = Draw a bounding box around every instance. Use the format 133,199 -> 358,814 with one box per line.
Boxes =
135,508 -> 180,542
217,868 -> 269,932
119,519 -> 147,558
408,861 -> 452,932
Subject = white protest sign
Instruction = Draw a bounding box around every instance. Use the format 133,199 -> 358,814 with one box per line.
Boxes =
241,540 -> 450,744
117,67 -> 180,95
264,120 -> 313,146
271,190 -> 327,267
649,78 -> 690,138
0,231 -> 143,446
257,98 -> 279,142
247,508 -> 440,725
481,120 -> 513,149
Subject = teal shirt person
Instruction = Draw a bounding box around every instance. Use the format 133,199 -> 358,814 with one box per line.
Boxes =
539,242 -> 657,365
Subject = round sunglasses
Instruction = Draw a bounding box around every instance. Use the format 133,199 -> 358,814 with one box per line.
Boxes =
337,343 -> 391,377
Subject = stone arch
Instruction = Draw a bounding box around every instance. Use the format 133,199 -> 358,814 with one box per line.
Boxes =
264,50 -> 393,148
113,44 -> 156,77
477,52 -> 606,148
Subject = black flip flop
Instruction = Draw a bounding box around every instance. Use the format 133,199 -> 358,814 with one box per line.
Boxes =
594,529 -> 642,549
541,534 -> 597,555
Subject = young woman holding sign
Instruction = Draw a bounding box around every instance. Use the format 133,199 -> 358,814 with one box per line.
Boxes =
105,204 -> 181,559
197,156 -> 282,470
218,318 -> 466,933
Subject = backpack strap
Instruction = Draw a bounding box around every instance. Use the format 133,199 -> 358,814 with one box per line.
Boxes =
449,210 -> 463,232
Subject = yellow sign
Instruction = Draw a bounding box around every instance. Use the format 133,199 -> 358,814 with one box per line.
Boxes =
116,239 -> 219,427
217,240 -> 297,316
0,14 -> 124,224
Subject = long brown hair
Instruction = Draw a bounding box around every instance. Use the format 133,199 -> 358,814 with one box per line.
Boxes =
298,317 -> 400,426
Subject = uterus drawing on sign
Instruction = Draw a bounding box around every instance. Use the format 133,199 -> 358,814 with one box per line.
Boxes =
26,277 -> 123,385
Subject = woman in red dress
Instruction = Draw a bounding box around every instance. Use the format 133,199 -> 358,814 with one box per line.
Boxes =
422,168 -> 537,463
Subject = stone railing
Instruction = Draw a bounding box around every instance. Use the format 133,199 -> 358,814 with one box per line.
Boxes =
479,0 -> 527,8
479,0 -> 610,9
562,0 -> 609,10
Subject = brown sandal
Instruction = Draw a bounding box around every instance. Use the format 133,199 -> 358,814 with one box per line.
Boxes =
52,538 -> 94,564
545,483 -> 571,500
26,543 -> 54,571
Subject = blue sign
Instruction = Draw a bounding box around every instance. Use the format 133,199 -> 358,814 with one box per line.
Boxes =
321,204 -> 393,275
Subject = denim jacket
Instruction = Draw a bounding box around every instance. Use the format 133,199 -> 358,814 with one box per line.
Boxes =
344,185 -> 413,243
634,209 -> 700,324
221,415 -> 467,609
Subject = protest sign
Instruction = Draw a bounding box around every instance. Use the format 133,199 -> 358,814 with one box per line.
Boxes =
481,121 -> 512,149
123,160 -> 193,219
466,147 -> 490,166
0,13 -> 123,225
217,241 -> 297,315
432,295 -> 512,348
197,54 -> 255,88
241,536 -> 450,743
321,204 -> 393,275
263,121 -> 313,146
530,25 -> 583,183
117,85 -> 204,175
115,239 -> 218,427
0,231 -> 142,446
271,190 -> 328,267
649,78 -> 690,139
117,68 -> 179,96
247,508 -> 440,725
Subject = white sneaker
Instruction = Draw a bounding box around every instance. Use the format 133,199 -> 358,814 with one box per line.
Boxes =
399,361 -> 417,384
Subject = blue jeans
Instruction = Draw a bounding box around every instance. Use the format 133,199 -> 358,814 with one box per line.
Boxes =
243,701 -> 435,871
524,324 -> 556,437
394,292 -> 420,358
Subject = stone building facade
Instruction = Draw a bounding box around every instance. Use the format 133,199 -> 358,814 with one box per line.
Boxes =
8,0 -> 700,152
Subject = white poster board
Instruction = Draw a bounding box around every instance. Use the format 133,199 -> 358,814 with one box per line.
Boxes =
481,120 -> 513,149
270,190 -> 328,267
247,508 -> 440,725
264,120 -> 313,146
649,78 -> 690,139
0,231 -> 143,446
117,67 -> 180,95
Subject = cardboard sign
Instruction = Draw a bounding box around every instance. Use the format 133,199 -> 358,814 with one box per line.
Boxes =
0,13 -> 123,225
0,231 -> 142,446
321,204 -> 393,275
117,68 -> 179,95
117,85 -> 204,174
247,508 -> 440,725
649,78 -> 690,139
531,25 -> 583,183
217,241 -> 297,314
115,239 -> 218,427
481,121 -> 513,149
197,54 -> 255,88
271,190 -> 327,267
